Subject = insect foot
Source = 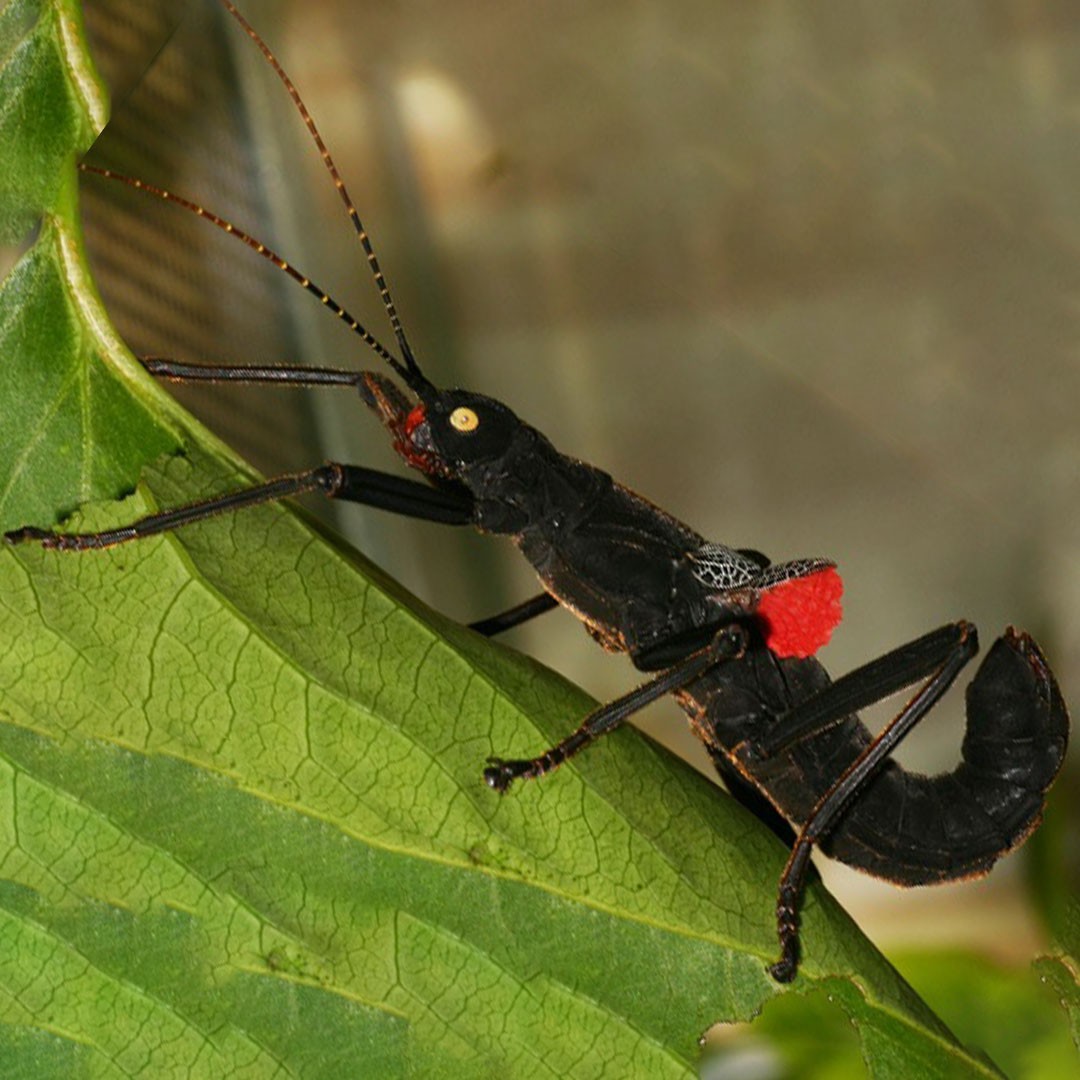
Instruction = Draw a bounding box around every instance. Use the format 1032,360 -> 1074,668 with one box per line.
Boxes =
483,757 -> 533,794
5,527 -> 41,544
768,882 -> 801,983
5,526 -> 75,549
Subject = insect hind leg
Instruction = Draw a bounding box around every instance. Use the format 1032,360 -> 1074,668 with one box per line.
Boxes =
765,624 -> 978,981
759,621 -> 1067,982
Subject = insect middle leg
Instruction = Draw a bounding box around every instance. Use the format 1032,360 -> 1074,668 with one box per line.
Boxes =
468,593 -> 559,636
484,623 -> 749,791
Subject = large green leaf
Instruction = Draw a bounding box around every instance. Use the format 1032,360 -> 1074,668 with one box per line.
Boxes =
0,2 -> 1042,1076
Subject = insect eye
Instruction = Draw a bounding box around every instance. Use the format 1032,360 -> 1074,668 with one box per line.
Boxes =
449,407 -> 480,433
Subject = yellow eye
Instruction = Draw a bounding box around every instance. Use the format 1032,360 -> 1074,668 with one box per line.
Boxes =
449,406 -> 480,433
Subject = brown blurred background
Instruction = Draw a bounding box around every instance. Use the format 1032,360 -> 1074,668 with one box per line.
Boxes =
79,0 -> 1079,962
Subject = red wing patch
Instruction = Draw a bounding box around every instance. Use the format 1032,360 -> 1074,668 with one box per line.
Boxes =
755,565 -> 844,658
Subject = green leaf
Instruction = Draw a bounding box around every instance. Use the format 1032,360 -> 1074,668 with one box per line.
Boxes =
704,949 -> 1080,1080
1025,765 -> 1080,1055
893,951 -> 1078,1079
4,457 -> 1008,1078
0,0 -> 105,241
0,0 -> 181,529
0,2 -> 1038,1077
1032,901 -> 1080,1057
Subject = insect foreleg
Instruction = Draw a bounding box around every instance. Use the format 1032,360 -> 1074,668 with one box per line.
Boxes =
4,467 -> 338,549
4,464 -> 476,550
330,466 -> 474,524
139,357 -> 367,388
484,624 -> 749,792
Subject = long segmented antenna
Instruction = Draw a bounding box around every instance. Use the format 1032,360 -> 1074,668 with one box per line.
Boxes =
220,0 -> 426,386
80,163 -> 401,371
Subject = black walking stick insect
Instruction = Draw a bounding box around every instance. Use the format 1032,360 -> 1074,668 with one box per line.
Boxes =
6,0 -> 1068,983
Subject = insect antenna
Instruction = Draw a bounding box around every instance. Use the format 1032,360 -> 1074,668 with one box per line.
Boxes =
78,163 -> 399,370
220,0 -> 430,393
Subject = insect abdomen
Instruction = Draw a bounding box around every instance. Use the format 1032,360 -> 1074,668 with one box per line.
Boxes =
687,630 -> 1068,884
819,630 -> 1068,884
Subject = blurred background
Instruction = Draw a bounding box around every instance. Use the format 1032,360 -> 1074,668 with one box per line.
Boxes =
79,0 -> 1078,986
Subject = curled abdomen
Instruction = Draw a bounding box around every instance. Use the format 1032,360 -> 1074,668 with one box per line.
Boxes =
689,629 -> 1068,884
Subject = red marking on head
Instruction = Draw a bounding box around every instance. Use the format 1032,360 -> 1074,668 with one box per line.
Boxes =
404,403 -> 427,438
755,566 -> 843,658
394,401 -> 446,476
